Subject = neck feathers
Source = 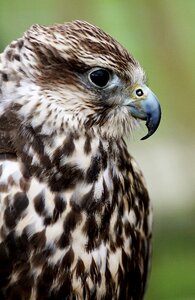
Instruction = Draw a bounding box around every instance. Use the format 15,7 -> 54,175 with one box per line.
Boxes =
13,126 -> 126,192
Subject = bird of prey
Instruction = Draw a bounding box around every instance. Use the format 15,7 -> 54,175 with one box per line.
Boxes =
0,20 -> 161,300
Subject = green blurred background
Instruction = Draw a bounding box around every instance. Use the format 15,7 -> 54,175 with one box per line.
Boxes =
0,0 -> 194,299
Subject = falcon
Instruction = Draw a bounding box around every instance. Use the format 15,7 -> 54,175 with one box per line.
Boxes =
0,21 -> 161,299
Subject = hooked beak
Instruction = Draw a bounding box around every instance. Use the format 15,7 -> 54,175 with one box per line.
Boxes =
126,85 -> 161,140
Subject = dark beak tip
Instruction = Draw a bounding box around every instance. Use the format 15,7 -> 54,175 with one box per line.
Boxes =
140,108 -> 161,141
140,134 -> 150,141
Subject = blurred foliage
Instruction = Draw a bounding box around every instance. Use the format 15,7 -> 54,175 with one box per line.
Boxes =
146,213 -> 195,300
0,0 -> 195,299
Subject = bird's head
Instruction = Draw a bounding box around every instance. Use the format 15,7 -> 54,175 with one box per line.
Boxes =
0,20 -> 161,140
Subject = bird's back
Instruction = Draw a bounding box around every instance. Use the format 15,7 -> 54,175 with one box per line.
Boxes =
0,136 -> 151,300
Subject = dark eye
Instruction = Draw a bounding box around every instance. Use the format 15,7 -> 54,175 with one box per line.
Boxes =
89,68 -> 110,88
136,88 -> 144,97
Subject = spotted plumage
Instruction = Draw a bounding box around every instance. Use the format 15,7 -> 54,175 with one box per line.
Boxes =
0,20 -> 161,299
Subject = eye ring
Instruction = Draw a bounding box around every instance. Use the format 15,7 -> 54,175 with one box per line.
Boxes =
135,88 -> 144,97
88,68 -> 111,88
